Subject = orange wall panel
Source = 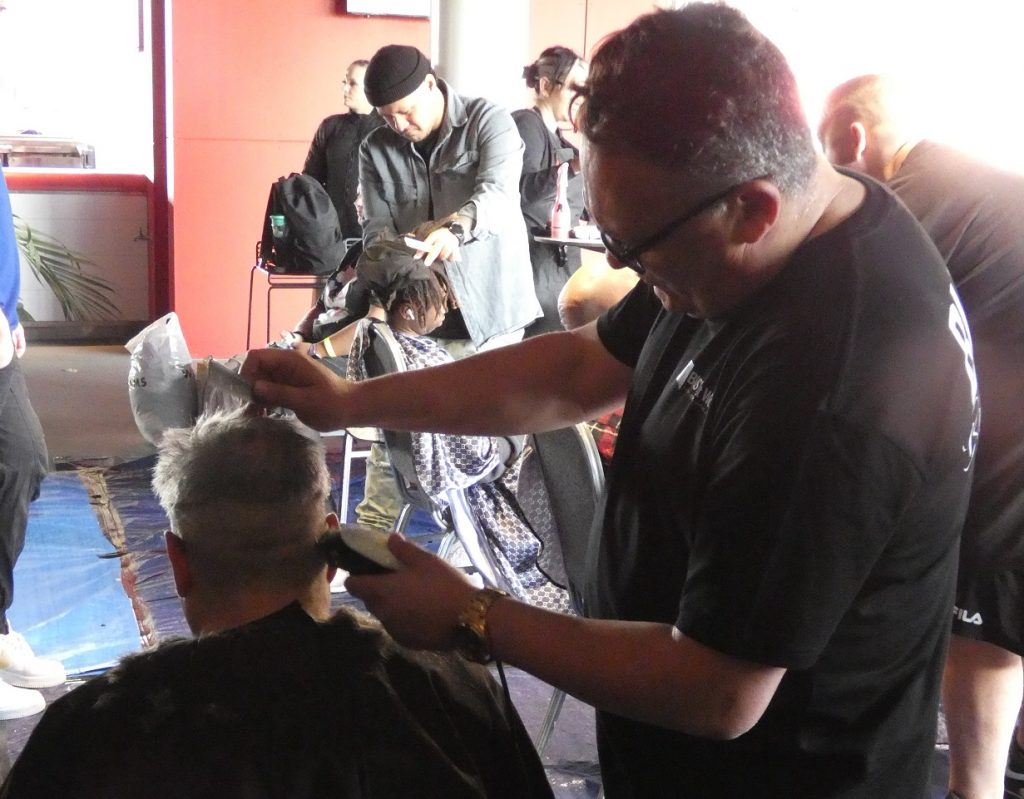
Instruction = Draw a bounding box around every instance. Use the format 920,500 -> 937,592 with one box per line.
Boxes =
170,0 -> 429,354
167,0 -> 654,355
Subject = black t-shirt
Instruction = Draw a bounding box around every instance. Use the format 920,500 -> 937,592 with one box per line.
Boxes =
587,174 -> 978,798
891,142 -> 1024,643
0,604 -> 553,799
303,111 -> 382,239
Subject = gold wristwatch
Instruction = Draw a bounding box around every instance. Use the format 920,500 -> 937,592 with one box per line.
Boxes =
453,587 -> 508,663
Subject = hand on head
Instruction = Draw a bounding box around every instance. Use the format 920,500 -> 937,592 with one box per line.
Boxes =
240,347 -> 351,432
408,220 -> 462,266
416,226 -> 461,266
345,534 -> 479,651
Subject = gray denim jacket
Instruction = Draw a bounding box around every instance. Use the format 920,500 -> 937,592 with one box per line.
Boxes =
359,80 -> 541,346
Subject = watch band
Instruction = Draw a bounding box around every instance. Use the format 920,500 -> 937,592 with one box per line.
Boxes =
445,220 -> 466,245
322,336 -> 337,358
454,587 -> 508,663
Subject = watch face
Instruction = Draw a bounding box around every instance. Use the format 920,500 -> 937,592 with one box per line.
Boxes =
447,222 -> 465,241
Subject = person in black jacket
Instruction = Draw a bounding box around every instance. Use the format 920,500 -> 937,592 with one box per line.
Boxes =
303,60 -> 382,239
513,47 -> 588,336
0,409 -> 553,799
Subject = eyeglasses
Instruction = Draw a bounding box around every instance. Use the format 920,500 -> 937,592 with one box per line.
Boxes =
599,183 -> 743,275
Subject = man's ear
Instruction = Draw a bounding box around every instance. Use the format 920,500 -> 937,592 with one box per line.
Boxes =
165,530 -> 192,598
731,180 -> 781,245
828,121 -> 868,166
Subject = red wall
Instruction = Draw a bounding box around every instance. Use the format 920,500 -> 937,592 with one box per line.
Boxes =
167,0 -> 654,356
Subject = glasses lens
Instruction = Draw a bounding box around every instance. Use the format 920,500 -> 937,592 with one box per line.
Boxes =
599,229 -> 644,274
599,229 -> 624,261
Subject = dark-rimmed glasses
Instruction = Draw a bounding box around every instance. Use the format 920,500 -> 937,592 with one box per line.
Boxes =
599,182 -> 743,275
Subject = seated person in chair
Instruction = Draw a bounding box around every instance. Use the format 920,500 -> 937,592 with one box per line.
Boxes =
348,242 -> 572,613
0,409 -> 552,799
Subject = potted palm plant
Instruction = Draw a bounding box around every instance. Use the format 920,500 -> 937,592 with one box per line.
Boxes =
12,215 -> 119,321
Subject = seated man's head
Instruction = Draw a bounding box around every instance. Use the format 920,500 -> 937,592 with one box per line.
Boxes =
576,3 -> 818,318
364,45 -> 444,142
152,409 -> 337,634
358,242 -> 455,335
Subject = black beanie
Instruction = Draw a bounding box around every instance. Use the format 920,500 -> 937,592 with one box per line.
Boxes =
364,45 -> 431,107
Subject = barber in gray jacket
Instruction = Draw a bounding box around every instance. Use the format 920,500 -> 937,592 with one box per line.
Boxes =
359,45 -> 541,352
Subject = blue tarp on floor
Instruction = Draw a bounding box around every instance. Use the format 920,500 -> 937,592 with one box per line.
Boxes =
9,471 -> 142,676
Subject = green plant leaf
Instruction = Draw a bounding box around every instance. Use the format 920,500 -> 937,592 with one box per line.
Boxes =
12,215 -> 121,322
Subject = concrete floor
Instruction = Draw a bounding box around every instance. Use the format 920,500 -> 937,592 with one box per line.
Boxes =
21,342 -> 154,467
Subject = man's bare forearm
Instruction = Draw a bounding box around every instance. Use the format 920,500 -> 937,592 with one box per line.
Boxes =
485,598 -> 785,740
345,325 -> 630,436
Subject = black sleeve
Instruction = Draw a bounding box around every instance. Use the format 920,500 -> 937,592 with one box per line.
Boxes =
302,120 -> 329,182
513,111 -> 561,209
597,281 -> 663,367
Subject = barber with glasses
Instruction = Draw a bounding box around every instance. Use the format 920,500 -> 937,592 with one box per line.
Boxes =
244,6 -> 977,798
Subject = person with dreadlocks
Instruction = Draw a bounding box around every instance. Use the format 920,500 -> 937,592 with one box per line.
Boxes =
344,242 -> 572,612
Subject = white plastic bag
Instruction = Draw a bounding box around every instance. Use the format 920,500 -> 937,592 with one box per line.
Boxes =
125,312 -> 197,445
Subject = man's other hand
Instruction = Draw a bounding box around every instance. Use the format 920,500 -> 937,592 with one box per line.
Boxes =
11,323 -> 26,359
0,315 -> 13,369
345,534 -> 479,651
240,347 -> 351,431
418,225 -> 461,266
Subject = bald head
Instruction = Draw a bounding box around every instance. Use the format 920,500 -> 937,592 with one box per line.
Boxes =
818,74 -> 918,180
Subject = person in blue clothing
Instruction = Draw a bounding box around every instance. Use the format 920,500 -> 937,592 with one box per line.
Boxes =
0,167 -> 65,721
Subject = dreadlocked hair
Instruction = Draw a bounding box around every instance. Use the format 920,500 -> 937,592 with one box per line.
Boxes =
386,264 -> 452,327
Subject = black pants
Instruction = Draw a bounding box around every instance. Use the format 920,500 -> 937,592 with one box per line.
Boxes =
0,358 -> 48,633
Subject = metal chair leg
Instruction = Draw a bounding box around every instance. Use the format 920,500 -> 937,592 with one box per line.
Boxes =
534,687 -> 567,756
246,264 -> 258,349
339,432 -> 354,523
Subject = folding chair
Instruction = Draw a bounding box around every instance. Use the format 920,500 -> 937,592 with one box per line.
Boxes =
358,319 -> 606,754
245,237 -> 362,349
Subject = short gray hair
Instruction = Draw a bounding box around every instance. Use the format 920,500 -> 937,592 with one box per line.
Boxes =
152,409 -> 330,592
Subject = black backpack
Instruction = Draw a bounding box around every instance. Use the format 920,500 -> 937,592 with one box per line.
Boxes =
258,173 -> 346,275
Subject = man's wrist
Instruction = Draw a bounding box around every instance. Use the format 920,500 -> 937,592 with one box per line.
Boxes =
445,220 -> 466,245
452,587 -> 508,663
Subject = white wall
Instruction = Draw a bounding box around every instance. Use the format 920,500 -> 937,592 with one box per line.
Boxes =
732,0 -> 1024,174
0,0 -> 153,175
11,190 -> 150,321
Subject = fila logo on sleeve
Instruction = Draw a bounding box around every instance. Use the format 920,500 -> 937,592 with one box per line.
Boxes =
953,605 -> 983,626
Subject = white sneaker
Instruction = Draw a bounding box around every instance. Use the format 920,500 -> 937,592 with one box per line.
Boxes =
0,678 -> 45,721
0,630 -> 66,688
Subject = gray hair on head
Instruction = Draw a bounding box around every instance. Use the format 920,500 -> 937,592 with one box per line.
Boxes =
152,409 -> 330,592
153,409 -> 328,520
